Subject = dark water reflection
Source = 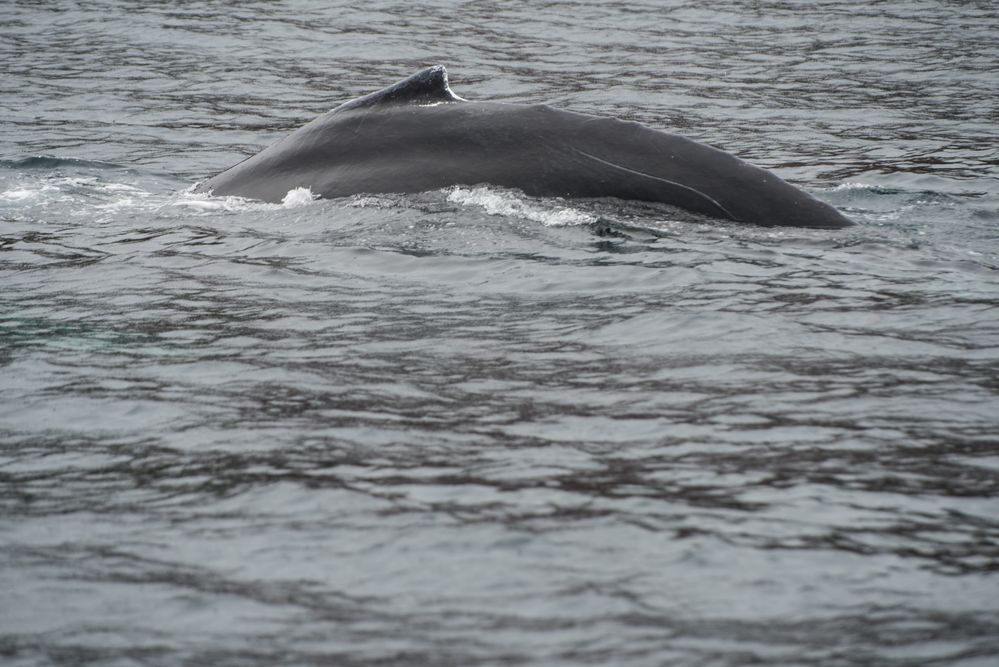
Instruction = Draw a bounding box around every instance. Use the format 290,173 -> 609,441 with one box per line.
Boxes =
3,1 -> 999,665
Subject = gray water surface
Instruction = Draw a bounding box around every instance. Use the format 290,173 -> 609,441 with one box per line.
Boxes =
2,1 -> 999,665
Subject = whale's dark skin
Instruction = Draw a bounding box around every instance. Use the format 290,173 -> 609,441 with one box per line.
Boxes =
198,66 -> 853,228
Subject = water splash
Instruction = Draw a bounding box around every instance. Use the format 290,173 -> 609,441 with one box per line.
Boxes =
447,185 -> 596,226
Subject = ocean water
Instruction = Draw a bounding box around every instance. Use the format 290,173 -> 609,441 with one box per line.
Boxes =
2,1 -> 998,665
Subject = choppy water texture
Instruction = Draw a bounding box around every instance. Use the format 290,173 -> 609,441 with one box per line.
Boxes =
2,1 -> 999,665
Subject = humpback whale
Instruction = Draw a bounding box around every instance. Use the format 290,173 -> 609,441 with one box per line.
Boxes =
198,66 -> 853,228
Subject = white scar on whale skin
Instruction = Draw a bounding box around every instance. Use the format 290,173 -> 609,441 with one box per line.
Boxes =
572,148 -> 737,220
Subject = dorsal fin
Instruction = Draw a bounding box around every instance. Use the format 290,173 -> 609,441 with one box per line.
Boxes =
335,66 -> 463,112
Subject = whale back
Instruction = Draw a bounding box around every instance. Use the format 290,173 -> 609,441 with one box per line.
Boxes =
197,66 -> 853,228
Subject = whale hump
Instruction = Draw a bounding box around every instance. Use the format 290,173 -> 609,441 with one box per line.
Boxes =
335,65 -> 463,112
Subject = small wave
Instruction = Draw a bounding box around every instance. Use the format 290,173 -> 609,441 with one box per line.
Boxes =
830,173 -> 994,198
0,155 -> 130,171
446,186 -> 596,226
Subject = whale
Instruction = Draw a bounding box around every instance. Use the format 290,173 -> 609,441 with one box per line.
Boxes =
197,66 -> 853,228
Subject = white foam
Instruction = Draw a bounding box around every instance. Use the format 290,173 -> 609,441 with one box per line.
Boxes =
446,186 -> 595,227
1,187 -> 49,201
349,196 -> 396,208
829,182 -> 877,192
171,186 -> 319,213
171,189 -> 257,212
281,187 -> 319,207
